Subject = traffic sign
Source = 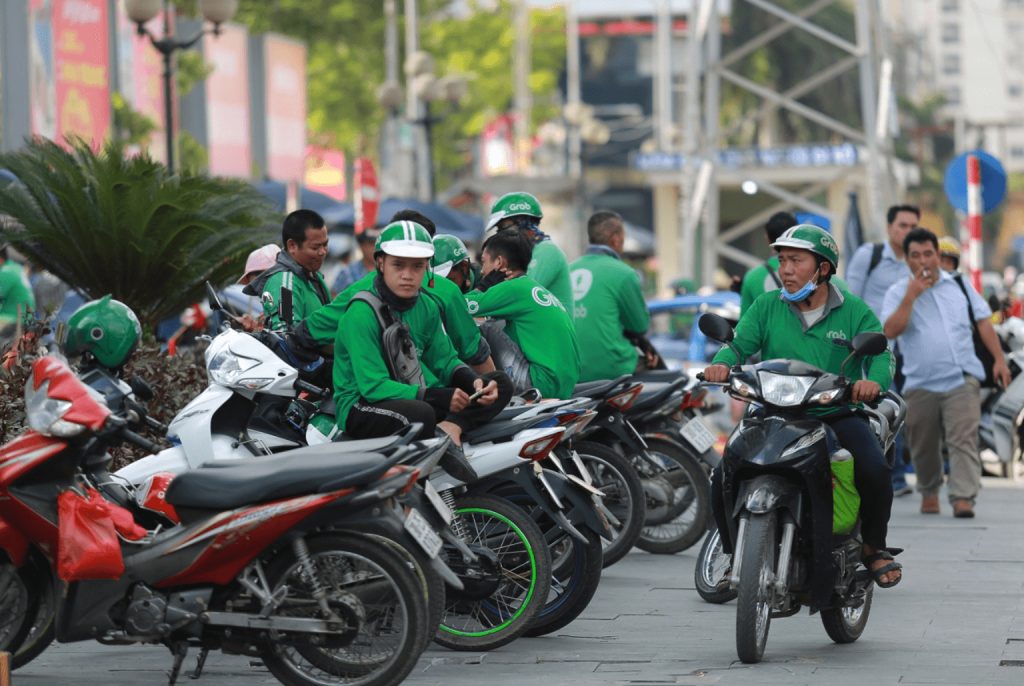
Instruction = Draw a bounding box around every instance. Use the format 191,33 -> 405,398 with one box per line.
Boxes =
944,150 -> 1007,214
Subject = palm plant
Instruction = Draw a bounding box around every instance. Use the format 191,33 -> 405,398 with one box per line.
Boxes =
0,137 -> 278,330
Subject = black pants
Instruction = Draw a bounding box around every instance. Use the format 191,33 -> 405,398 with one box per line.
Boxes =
711,414 -> 893,552
345,372 -> 513,440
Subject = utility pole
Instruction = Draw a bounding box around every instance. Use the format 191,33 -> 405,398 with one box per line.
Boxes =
566,0 -> 581,179
382,0 -> 400,197
405,0 -> 431,201
514,0 -> 531,173
654,0 -> 673,151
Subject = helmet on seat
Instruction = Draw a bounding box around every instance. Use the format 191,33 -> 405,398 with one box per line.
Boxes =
62,295 -> 142,369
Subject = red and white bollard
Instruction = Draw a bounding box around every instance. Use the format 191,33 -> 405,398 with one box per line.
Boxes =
967,154 -> 984,293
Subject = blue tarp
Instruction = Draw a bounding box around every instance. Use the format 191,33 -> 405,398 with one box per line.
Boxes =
253,181 -> 351,226
331,198 -> 484,244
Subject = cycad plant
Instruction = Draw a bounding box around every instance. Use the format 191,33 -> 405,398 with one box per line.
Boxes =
0,137 -> 277,330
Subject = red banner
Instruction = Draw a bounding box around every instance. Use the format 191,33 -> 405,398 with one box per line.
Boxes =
304,146 -> 347,202
353,157 -> 380,234
264,36 -> 307,181
52,0 -> 111,146
204,24 -> 251,177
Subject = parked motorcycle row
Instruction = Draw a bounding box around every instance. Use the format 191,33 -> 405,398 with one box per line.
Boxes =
0,288 -> 720,686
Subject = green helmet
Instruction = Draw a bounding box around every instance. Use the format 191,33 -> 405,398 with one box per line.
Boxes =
771,224 -> 839,270
374,220 -> 435,259
486,192 -> 543,232
431,235 -> 470,278
63,295 -> 142,369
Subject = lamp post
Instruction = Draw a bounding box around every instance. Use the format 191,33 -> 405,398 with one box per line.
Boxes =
562,103 -> 610,255
124,0 -> 239,174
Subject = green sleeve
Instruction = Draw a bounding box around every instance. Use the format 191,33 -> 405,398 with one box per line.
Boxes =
711,295 -> 765,367
336,302 -> 420,403
420,302 -> 465,384
739,270 -> 759,315
856,305 -> 893,390
429,279 -> 486,364
617,272 -> 650,335
465,284 -> 524,320
305,273 -> 374,344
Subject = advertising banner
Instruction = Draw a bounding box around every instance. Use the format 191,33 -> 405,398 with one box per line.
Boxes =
263,35 -> 307,181
29,0 -> 58,139
51,0 -> 111,145
204,24 -> 251,177
304,146 -> 347,201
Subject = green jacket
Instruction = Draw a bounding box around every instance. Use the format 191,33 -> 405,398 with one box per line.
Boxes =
332,283 -> 467,429
0,262 -> 35,325
304,271 -> 489,366
246,252 -> 330,331
529,239 -> 574,322
570,248 -> 649,382
712,284 -> 893,403
740,257 -> 851,317
466,274 -> 580,399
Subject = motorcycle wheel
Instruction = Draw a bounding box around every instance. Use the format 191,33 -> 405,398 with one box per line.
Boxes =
365,533 -> 444,654
0,563 -> 33,654
634,437 -> 710,555
735,511 -> 778,664
10,554 -> 56,670
525,526 -> 603,637
433,494 -> 552,651
821,586 -> 873,644
694,526 -> 737,604
259,532 -> 428,686
572,441 -> 645,567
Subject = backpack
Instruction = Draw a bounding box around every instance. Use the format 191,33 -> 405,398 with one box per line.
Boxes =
350,292 -> 425,388
866,242 -> 885,277
952,274 -> 1008,389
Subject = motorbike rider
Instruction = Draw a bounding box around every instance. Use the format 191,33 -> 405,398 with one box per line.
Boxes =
484,192 -> 574,320
466,228 -> 580,399
432,234 -> 474,293
702,224 -> 902,588
332,220 -> 512,444
297,213 -> 495,374
938,236 -> 961,273
245,210 -> 330,330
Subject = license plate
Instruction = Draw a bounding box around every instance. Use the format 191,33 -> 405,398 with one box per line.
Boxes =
422,480 -> 453,526
404,508 -> 443,559
680,416 -> 717,454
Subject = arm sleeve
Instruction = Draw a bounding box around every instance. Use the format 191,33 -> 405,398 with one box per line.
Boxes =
617,273 -> 650,335
420,301 -> 467,385
844,245 -> 870,298
857,306 -> 894,389
432,283 -> 489,365
465,286 -> 523,320
337,303 -> 422,403
879,282 -> 903,329
710,295 -> 765,367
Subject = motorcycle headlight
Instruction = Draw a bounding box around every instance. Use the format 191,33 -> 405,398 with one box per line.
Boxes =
756,372 -> 815,406
208,349 -> 259,386
781,427 -> 826,457
730,377 -> 757,398
24,379 -> 85,437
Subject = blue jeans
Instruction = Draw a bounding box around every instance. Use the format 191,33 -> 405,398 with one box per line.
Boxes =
891,428 -> 909,489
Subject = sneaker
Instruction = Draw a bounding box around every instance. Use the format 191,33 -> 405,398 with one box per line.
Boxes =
893,484 -> 913,497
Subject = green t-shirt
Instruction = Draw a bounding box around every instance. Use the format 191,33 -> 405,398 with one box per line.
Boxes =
740,256 -> 851,317
304,271 -> 487,366
332,283 -> 466,429
570,251 -> 649,382
529,239 -> 574,322
260,269 -> 330,331
465,275 -> 580,399
712,285 -> 893,410
0,262 -> 35,325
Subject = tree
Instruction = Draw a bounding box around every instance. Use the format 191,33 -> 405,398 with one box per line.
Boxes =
0,138 -> 277,330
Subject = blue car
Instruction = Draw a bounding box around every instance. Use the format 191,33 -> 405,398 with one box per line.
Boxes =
646,291 -> 741,371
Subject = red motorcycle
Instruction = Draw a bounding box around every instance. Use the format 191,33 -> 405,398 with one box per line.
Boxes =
0,356 -> 440,686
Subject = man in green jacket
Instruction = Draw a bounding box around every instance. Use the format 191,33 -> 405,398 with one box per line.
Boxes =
0,246 -> 35,338
245,209 -> 330,330
467,229 -> 580,399
484,192 -> 574,319
333,221 -> 511,445
571,210 -> 653,382
703,224 -> 902,589
297,211 -> 494,372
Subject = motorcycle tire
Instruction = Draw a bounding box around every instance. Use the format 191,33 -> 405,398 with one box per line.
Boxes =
572,441 -> 645,567
735,511 -> 778,664
433,494 -> 552,652
821,586 -> 873,644
525,525 -> 604,637
634,437 -> 710,555
694,526 -> 737,604
260,532 -> 429,686
10,554 -> 56,670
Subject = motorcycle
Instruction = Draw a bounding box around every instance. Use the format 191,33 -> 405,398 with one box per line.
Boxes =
696,312 -> 906,664
0,355 -> 453,686
979,317 -> 1024,480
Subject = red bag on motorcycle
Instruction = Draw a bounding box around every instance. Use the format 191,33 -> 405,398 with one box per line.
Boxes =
57,487 -> 126,581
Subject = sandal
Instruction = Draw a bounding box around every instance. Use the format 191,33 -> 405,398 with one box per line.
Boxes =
863,550 -> 902,589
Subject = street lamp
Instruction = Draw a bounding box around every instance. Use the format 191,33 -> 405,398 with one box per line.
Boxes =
124,0 -> 239,174
561,102 -> 610,253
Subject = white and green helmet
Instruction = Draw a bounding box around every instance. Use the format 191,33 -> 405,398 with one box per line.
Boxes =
771,224 -> 839,270
431,235 -> 470,277
485,191 -> 543,232
374,220 -> 435,258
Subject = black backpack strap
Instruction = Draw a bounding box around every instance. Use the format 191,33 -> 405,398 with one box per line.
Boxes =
350,291 -> 395,330
952,274 -> 980,329
764,260 -> 783,288
866,242 -> 885,277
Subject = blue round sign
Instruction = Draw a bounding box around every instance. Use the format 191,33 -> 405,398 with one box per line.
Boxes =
944,150 -> 1007,214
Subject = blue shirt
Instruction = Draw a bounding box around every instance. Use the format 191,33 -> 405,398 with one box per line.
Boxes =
332,260 -> 370,295
880,272 -> 992,392
845,241 -> 910,317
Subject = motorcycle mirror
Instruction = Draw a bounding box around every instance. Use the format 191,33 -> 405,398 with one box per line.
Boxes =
205,281 -> 225,312
851,332 -> 888,357
128,375 -> 155,402
698,312 -> 734,343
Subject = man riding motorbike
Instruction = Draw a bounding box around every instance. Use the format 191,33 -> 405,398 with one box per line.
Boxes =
702,224 -> 902,589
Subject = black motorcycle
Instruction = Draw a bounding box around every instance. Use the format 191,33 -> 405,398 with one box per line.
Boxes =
697,313 -> 906,664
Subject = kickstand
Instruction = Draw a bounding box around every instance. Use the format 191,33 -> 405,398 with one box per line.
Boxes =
189,648 -> 209,680
167,641 -> 188,686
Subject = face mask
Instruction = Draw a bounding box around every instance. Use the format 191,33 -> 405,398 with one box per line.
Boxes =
478,269 -> 507,292
779,265 -> 822,303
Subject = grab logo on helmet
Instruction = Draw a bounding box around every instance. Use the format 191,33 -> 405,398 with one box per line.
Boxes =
508,202 -> 533,213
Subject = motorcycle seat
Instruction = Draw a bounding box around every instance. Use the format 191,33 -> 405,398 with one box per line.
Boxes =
165,444 -> 400,510
572,375 -> 631,400
630,378 -> 688,414
630,370 -> 686,384
463,415 -> 548,445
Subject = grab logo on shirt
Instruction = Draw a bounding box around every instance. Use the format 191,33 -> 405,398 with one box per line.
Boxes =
467,300 -> 480,315
571,269 -> 593,302
532,287 -> 564,311
826,330 -> 848,341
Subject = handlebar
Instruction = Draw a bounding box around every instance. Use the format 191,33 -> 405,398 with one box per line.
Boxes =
121,427 -> 162,454
295,379 -> 329,397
